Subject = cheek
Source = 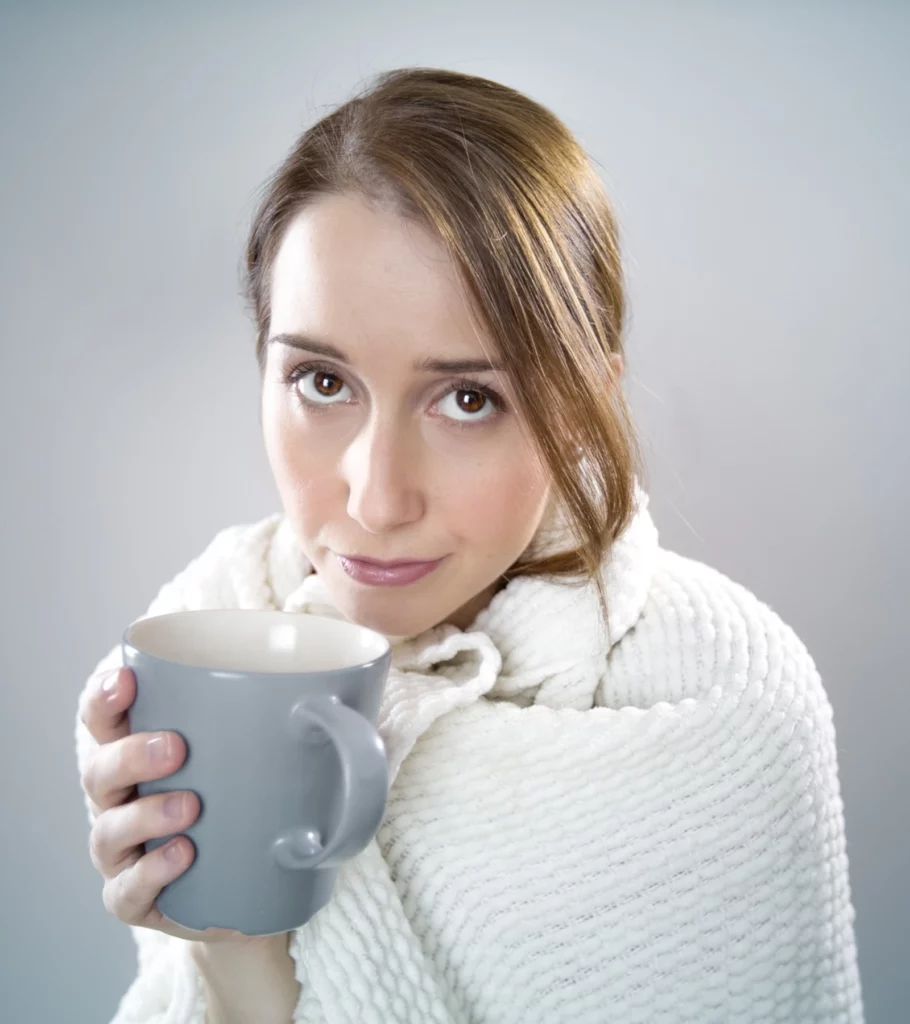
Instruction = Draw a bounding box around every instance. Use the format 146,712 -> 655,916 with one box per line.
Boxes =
261,397 -> 328,512
262,397 -> 294,491
445,451 -> 549,546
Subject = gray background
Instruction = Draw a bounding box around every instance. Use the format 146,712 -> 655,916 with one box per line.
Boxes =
1,2 -> 906,1021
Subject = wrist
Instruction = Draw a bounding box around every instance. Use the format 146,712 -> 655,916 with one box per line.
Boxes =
189,935 -> 299,1024
190,932 -> 290,967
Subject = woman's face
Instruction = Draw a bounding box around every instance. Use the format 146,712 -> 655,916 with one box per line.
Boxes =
260,191 -> 551,638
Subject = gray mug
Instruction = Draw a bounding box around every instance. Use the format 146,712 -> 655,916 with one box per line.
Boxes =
121,608 -> 391,936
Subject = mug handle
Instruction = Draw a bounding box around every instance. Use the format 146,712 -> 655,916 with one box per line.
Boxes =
271,694 -> 389,871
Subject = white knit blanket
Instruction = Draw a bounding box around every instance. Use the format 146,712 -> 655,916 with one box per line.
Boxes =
75,489 -> 864,1023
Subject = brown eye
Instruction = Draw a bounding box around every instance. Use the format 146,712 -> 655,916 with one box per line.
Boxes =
455,390 -> 487,414
313,371 -> 344,397
293,366 -> 352,406
437,384 -> 500,424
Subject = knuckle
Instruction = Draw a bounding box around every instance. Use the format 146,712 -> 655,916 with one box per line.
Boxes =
80,668 -> 111,713
83,744 -> 119,809
111,736 -> 132,780
79,755 -> 98,801
77,686 -> 98,734
77,686 -> 90,725
101,879 -> 118,918
102,870 -> 131,923
88,828 -> 103,874
102,873 -> 143,925
112,859 -> 153,926
88,816 -> 111,874
111,736 -> 141,791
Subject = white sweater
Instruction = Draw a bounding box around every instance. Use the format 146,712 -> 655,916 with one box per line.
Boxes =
75,487 -> 864,1023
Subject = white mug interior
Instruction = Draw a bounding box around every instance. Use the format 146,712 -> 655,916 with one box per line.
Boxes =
124,610 -> 389,674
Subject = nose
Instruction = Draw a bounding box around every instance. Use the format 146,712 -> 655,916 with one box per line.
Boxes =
342,416 -> 424,534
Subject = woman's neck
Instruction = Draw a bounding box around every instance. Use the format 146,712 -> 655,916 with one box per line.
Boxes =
441,577 -> 507,631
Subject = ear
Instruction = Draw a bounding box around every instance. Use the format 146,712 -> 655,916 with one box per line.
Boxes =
609,352 -> 624,381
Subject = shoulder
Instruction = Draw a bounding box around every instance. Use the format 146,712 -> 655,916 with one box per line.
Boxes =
608,545 -> 831,724
605,546 -> 846,849
142,513 -> 284,617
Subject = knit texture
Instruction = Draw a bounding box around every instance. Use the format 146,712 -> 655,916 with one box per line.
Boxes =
74,486 -> 864,1023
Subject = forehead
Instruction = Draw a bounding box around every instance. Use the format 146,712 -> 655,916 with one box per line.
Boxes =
270,194 -> 475,335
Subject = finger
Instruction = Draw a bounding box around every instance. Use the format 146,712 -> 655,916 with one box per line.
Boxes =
78,667 -> 136,746
90,790 -> 201,879
102,834 -> 196,927
81,729 -> 186,813
86,794 -> 104,822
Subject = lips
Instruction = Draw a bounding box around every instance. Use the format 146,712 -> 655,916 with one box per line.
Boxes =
340,555 -> 438,568
334,553 -> 445,587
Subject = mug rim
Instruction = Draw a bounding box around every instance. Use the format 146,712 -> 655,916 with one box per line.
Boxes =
121,608 -> 392,678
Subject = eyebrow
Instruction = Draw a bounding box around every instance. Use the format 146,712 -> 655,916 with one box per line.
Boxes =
267,332 -> 506,375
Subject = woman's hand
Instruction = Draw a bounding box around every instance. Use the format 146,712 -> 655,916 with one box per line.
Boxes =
78,665 -> 282,951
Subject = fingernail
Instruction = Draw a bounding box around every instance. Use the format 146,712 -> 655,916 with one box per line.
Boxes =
163,793 -> 184,819
147,735 -> 171,763
100,669 -> 119,701
163,839 -> 184,863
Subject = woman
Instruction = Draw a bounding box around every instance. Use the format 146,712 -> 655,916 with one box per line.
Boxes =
75,67 -> 864,1023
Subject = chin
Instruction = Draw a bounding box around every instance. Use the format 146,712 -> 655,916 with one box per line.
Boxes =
336,597 -> 439,640
318,551 -> 455,638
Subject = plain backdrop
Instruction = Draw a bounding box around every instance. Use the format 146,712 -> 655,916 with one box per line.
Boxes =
1,2 -> 907,1021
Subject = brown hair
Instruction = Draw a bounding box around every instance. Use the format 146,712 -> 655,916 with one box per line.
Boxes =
243,67 -> 644,638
